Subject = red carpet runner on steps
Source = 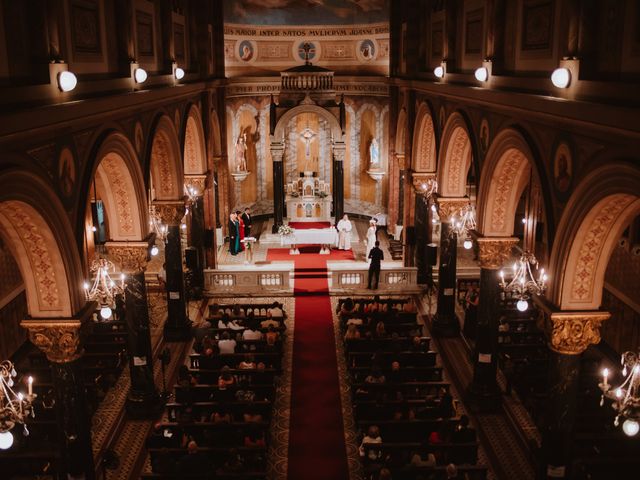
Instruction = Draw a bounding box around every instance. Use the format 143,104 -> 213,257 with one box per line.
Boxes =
267,246 -> 353,480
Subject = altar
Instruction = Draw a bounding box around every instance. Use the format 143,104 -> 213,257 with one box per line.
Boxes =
285,171 -> 332,222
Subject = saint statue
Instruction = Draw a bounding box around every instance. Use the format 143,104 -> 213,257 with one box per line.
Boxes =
235,133 -> 248,172
369,138 -> 380,167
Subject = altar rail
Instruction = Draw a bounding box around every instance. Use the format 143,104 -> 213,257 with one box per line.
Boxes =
204,266 -> 420,296
204,269 -> 292,296
329,267 -> 420,293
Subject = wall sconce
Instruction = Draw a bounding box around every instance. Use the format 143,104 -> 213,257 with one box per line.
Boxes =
57,71 -> 78,92
134,68 -> 148,84
551,67 -> 571,88
175,67 -> 185,80
434,65 -> 444,79
474,67 -> 488,82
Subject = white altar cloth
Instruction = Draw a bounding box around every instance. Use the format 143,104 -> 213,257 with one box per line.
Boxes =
280,228 -> 338,246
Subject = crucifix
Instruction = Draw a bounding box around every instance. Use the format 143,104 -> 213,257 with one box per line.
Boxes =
300,124 -> 317,160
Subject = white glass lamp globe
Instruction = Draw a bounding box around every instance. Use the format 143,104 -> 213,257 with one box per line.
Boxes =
474,67 -> 488,82
151,245 -> 159,256
433,66 -> 444,78
175,67 -> 185,80
58,71 -> 78,92
134,68 -> 148,84
516,299 -> 529,312
551,68 -> 571,88
463,239 -> 473,250
100,306 -> 112,320
0,431 -> 14,450
622,419 -> 639,437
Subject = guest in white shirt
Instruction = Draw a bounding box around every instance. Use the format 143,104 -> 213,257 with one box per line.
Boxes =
217,332 -> 237,354
242,324 -> 263,341
267,302 -> 284,319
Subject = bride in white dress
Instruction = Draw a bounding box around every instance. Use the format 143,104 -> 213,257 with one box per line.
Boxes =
366,219 -> 377,262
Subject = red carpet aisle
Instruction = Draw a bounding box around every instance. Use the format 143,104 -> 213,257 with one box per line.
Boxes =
267,246 -> 353,480
288,221 -> 331,229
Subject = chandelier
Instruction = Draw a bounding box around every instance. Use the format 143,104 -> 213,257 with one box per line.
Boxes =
499,251 -> 548,311
450,204 -> 476,250
0,360 -> 36,450
83,258 -> 125,320
600,352 -> 640,436
184,184 -> 199,205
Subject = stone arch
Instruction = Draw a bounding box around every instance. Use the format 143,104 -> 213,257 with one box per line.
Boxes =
437,112 -> 473,197
183,105 -> 207,175
549,163 -> 640,310
149,115 -> 184,200
0,170 -> 84,318
412,103 -> 437,172
272,104 -> 343,144
92,132 -> 147,241
395,108 -> 407,155
476,128 -> 538,237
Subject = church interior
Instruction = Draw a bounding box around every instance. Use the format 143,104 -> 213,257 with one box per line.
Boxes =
0,1 -> 639,479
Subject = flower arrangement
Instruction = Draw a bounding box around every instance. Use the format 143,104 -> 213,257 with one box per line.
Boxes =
278,225 -> 295,236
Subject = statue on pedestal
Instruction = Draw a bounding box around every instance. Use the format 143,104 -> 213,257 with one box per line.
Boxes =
235,133 -> 247,172
369,138 -> 380,168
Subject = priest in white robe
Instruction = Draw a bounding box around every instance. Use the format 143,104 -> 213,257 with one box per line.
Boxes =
366,219 -> 377,262
337,214 -> 353,250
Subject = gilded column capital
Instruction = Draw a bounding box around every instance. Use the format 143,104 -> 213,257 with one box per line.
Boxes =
395,153 -> 405,169
21,316 -> 92,363
332,142 -> 346,162
436,197 -> 469,221
105,241 -> 150,273
411,172 -> 437,195
546,311 -> 610,355
476,236 -> 518,269
270,142 -> 285,162
184,174 -> 207,194
153,200 -> 186,226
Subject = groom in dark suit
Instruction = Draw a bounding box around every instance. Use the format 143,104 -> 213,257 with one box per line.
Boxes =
241,207 -> 252,238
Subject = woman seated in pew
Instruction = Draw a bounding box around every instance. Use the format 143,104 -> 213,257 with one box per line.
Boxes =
365,368 -> 386,384
339,297 -> 357,316
260,315 -> 280,329
244,429 -> 266,447
210,408 -> 232,423
231,304 -> 246,319
410,446 -> 437,468
218,366 -> 237,390
365,295 -> 387,314
403,300 -> 417,313
374,320 -> 387,338
243,409 -> 264,423
218,313 -> 243,331
217,332 -> 237,354
238,353 -> 256,370
345,323 -> 361,340
242,321 -> 263,341
387,361 -> 402,383
346,315 -> 364,327
265,325 -> 279,347
359,425 -> 383,459
267,301 -> 284,319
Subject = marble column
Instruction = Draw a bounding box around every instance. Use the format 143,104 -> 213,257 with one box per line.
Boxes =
433,198 -> 468,336
106,241 -> 161,417
468,236 -> 518,411
155,200 -> 191,341
413,194 -> 429,284
271,143 -> 285,233
22,310 -> 96,480
185,175 -> 207,293
540,311 -> 610,479
332,143 -> 346,222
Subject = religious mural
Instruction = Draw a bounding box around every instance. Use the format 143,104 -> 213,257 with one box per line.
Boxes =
224,0 -> 389,25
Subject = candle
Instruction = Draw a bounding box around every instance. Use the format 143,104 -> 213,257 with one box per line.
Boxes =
18,393 -> 23,414
28,376 -> 33,396
602,368 -> 609,388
